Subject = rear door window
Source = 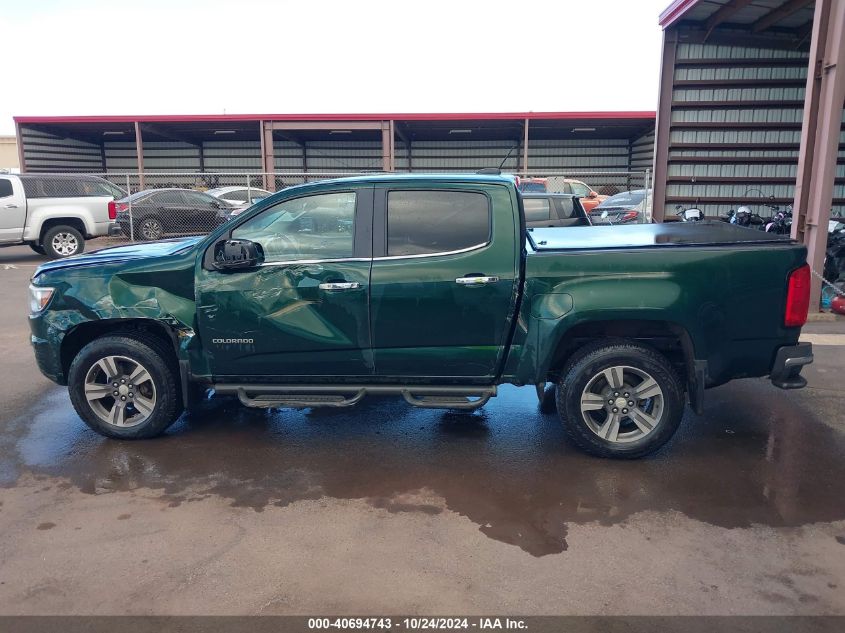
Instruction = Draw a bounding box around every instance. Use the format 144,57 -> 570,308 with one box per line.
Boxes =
556,198 -> 576,219
386,190 -> 490,256
0,178 -> 13,198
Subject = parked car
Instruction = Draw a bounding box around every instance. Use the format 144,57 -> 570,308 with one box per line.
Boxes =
0,174 -> 124,258
516,177 -> 607,212
113,188 -> 230,240
29,174 -> 812,459
590,189 -> 652,224
522,193 -> 592,228
206,186 -> 272,208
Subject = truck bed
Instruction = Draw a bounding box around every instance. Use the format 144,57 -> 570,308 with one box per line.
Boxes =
526,221 -> 793,252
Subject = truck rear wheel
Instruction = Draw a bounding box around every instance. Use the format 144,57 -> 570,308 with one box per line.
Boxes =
68,333 -> 184,439
43,225 -> 84,259
556,340 -> 684,459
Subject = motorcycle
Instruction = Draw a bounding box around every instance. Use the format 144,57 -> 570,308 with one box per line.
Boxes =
764,205 -> 792,234
674,204 -> 704,222
725,206 -> 766,228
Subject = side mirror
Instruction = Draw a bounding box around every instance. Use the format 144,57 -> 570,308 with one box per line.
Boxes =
600,211 -> 609,219
213,239 -> 264,270
210,200 -> 221,208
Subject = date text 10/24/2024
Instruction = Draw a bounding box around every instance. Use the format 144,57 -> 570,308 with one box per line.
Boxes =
308,618 -> 528,630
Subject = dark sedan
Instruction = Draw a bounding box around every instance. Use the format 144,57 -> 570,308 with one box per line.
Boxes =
113,189 -> 230,240
589,189 -> 652,225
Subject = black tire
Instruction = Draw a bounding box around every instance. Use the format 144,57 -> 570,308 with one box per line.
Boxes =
137,217 -> 164,241
68,332 -> 184,439
29,243 -> 46,255
43,225 -> 85,259
556,340 -> 684,459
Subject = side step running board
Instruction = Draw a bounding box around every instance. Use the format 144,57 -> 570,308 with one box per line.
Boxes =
214,384 -> 496,411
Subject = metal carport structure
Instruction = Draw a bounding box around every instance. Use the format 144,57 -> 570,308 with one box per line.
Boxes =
653,0 -> 845,307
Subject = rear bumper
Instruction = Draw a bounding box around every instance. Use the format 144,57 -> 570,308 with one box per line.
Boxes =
108,223 -> 124,237
770,342 -> 813,389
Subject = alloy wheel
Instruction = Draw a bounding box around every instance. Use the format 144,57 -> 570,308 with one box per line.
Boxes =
579,365 -> 664,443
140,219 -> 163,240
51,232 -> 79,256
84,355 -> 157,428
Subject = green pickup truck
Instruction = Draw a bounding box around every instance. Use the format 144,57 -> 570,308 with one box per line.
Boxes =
28,174 -> 813,458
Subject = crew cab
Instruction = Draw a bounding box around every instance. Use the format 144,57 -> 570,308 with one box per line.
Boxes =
0,174 -> 125,258
28,174 -> 813,458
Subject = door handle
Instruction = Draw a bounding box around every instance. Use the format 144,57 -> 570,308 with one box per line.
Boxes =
4,204 -> 18,209
319,281 -> 361,291
455,276 -> 499,285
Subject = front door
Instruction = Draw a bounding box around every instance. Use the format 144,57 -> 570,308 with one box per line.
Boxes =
0,177 -> 26,243
368,184 -> 520,380
196,187 -> 373,379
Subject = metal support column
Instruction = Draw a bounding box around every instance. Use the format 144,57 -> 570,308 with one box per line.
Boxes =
381,121 -> 395,172
522,119 -> 529,174
651,29 -> 678,223
14,122 -> 27,173
260,120 -> 275,191
134,121 -> 145,190
791,0 -> 845,309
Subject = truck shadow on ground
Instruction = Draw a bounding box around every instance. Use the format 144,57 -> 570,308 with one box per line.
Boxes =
4,382 -> 844,557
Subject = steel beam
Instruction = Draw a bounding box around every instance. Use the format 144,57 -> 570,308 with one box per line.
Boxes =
270,121 -> 382,131
651,29 -> 678,222
381,121 -> 395,172
134,121 -> 145,190
752,0 -> 812,33
704,0 -> 755,38
14,121 -> 26,173
260,120 -> 275,191
522,119 -> 529,173
791,0 -> 845,310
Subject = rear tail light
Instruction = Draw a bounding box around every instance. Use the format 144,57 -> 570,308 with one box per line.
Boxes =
784,264 -> 811,327
108,201 -> 128,220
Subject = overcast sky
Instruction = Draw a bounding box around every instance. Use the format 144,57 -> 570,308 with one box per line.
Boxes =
0,0 -> 669,135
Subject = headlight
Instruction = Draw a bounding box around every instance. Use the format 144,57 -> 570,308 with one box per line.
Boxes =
29,284 -> 55,313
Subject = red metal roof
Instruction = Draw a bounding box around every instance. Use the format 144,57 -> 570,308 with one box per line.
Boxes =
658,0 -> 702,28
13,111 -> 656,125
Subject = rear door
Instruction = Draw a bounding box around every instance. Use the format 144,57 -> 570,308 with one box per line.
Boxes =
181,191 -> 223,234
0,177 -> 26,242
368,183 -> 520,379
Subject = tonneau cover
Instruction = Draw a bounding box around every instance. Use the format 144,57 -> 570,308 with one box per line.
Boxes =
526,221 -> 793,251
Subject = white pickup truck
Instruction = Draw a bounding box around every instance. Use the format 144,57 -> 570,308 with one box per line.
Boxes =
0,173 -> 125,258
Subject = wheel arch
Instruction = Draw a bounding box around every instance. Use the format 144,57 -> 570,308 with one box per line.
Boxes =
39,217 -> 87,242
541,318 -> 701,409
60,318 -> 180,381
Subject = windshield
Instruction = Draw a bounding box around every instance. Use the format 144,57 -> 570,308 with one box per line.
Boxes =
597,190 -> 646,208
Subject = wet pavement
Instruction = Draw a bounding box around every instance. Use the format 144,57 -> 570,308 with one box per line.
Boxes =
0,244 -> 844,615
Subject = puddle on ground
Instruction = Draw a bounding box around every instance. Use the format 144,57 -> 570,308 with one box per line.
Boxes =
1,381 -> 844,556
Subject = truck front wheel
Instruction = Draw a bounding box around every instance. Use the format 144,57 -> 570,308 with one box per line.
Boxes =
556,340 -> 684,459
68,333 -> 184,439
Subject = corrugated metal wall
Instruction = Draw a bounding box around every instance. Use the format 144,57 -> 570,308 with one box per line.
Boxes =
630,128 -> 655,171
20,127 -> 103,172
665,41 -> 845,217
19,123 -> 657,177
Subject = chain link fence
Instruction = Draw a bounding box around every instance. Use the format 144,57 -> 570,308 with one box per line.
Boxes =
19,170 -> 653,246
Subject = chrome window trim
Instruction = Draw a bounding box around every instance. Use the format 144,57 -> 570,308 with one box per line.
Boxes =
372,242 -> 489,261
259,257 -> 370,267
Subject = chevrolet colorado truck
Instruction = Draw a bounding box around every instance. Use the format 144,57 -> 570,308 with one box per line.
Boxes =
28,174 -> 813,458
